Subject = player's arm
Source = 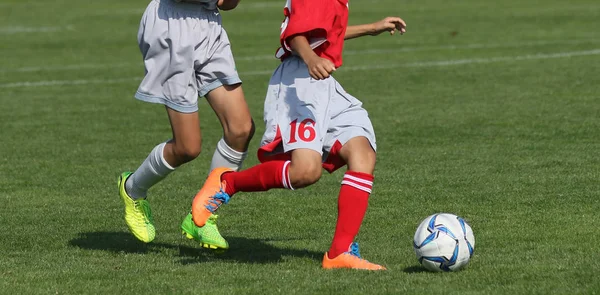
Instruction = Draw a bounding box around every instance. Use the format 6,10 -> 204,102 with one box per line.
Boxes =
217,0 -> 240,10
345,17 -> 407,40
288,35 -> 336,80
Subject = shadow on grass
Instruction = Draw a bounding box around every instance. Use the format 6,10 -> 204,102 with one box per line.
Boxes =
68,231 -> 322,265
402,265 -> 429,273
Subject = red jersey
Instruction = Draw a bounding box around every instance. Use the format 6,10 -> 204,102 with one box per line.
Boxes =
275,0 -> 349,68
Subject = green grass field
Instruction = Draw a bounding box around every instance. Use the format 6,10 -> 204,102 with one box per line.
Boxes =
1,0 -> 600,293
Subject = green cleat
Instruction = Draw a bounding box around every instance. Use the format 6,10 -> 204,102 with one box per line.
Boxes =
181,213 -> 229,251
118,172 -> 155,243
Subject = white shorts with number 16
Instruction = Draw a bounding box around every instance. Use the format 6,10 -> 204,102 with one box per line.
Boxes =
258,56 -> 376,173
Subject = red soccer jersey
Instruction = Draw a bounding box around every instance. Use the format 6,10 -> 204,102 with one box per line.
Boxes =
275,0 -> 349,68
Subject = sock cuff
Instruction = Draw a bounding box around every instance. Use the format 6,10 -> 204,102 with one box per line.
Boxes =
281,160 -> 294,190
341,171 -> 373,193
158,142 -> 175,171
217,138 -> 248,162
345,171 -> 374,181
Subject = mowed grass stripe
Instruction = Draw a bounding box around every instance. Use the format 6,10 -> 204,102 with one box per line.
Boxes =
1,0 -> 600,293
1,48 -> 598,88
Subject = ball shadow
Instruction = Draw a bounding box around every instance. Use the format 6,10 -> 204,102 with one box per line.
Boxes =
403,265 -> 429,273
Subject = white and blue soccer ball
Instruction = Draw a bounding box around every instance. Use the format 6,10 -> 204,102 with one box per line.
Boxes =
413,213 -> 475,272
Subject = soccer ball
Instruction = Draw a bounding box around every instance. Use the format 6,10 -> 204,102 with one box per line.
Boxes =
413,213 -> 475,272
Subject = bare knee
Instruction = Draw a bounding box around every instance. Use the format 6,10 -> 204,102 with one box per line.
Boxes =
224,119 -> 255,149
172,140 -> 202,164
350,148 -> 376,174
341,138 -> 376,174
289,160 -> 322,188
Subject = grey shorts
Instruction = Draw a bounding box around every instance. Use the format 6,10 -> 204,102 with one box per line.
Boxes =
258,57 -> 376,173
135,0 -> 241,113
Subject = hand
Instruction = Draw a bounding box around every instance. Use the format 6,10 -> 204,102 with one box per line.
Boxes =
371,17 -> 407,36
306,56 -> 336,80
217,0 -> 240,10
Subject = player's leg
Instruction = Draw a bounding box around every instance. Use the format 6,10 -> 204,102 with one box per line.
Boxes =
120,0 -> 216,244
190,148 -> 323,227
223,147 -> 323,193
180,84 -> 253,250
120,0 -> 201,243
127,108 -> 200,200
120,107 -> 201,243
165,105 -> 229,250
179,12 -> 249,249
321,80 -> 384,270
327,136 -> 376,254
220,147 -> 322,194
194,21 -> 254,172
205,83 -> 255,172
322,137 -> 384,270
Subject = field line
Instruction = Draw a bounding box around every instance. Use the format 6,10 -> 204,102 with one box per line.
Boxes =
243,49 -> 600,75
236,39 -> 600,61
1,49 -> 599,88
0,78 -> 139,88
0,26 -> 64,34
347,49 -> 600,70
2,39 -> 599,74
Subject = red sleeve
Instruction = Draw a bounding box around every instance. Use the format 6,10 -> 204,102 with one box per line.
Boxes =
281,0 -> 334,48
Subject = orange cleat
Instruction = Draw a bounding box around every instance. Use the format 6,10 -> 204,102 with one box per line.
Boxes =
191,167 -> 233,227
322,243 -> 387,270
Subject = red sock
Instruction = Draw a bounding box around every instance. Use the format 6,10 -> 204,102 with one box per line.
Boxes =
222,160 -> 292,196
328,171 -> 373,259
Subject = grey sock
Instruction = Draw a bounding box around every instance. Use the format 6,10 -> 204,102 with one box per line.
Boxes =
209,137 -> 247,172
125,141 -> 175,199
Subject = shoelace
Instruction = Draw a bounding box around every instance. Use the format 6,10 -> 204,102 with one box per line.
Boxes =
205,190 -> 230,213
133,200 -> 151,224
348,242 -> 362,258
207,214 -> 219,224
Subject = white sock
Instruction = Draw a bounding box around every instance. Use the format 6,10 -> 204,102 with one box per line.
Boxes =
125,141 -> 175,200
210,138 -> 247,172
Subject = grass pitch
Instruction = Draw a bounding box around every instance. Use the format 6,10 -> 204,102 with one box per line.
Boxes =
1,0 -> 599,294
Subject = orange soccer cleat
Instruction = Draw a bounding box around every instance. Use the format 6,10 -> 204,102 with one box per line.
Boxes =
191,167 -> 233,227
322,242 -> 387,270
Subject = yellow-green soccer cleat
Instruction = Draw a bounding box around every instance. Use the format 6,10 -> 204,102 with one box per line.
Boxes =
181,213 -> 229,251
118,172 -> 155,243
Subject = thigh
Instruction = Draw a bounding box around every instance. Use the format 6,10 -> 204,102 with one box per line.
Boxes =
205,84 -> 252,135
